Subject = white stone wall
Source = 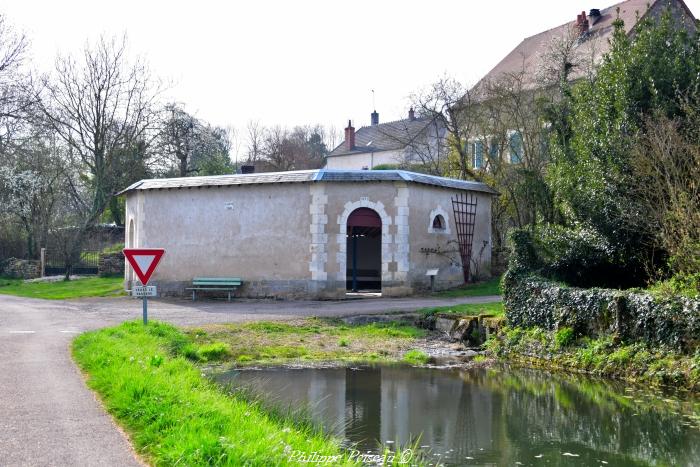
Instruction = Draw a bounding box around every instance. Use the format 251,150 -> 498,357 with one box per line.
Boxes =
308,184 -> 328,281
324,149 -> 404,170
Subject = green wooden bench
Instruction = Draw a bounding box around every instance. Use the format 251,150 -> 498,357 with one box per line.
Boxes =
186,277 -> 242,301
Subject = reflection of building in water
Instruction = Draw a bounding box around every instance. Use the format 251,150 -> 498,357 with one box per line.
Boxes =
379,368 -> 498,457
345,368 -> 381,446
235,367 -> 501,455
226,365 -> 700,465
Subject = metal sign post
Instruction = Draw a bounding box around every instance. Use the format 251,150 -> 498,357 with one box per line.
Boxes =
132,285 -> 157,324
143,295 -> 148,325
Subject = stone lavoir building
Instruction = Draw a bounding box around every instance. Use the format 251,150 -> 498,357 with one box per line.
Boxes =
120,169 -> 496,299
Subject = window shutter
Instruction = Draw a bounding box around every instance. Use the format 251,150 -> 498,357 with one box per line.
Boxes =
509,132 -> 523,163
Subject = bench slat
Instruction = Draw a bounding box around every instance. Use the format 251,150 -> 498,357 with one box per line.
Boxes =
194,277 -> 242,281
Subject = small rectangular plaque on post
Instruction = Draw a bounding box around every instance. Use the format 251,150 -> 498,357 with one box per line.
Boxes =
426,269 -> 439,293
132,285 -> 157,297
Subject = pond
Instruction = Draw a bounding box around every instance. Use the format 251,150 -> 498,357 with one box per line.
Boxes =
215,365 -> 700,466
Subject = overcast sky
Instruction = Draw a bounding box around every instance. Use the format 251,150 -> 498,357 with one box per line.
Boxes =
2,0 -> 699,138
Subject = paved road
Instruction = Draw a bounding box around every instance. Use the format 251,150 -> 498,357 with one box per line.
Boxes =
0,293 -> 500,466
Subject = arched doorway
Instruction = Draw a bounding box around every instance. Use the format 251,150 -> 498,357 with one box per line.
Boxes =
346,208 -> 382,292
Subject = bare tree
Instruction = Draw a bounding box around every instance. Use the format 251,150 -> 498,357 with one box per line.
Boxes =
0,14 -> 34,150
0,130 -> 64,258
411,75 -> 481,180
36,35 -> 162,276
372,114 -> 448,175
631,103 -> 700,277
244,120 -> 265,164
160,103 -> 198,176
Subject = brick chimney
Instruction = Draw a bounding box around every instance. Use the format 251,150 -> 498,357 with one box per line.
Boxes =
345,120 -> 355,151
371,110 -> 379,126
408,107 -> 416,121
576,10 -> 589,35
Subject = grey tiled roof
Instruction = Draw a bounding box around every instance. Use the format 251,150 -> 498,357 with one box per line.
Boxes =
118,169 -> 498,195
328,117 -> 437,157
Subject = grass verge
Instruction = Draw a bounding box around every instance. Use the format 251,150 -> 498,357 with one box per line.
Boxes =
0,276 -> 124,299
486,325 -> 700,392
184,318 -> 428,366
72,321 -> 359,466
419,301 -> 504,318
434,276 -> 502,298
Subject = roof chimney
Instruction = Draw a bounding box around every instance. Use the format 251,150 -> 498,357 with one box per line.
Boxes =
345,120 -> 355,151
577,10 -> 589,35
371,110 -> 379,126
589,8 -> 601,25
408,107 -> 416,121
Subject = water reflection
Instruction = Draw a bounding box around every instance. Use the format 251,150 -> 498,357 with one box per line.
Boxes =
215,366 -> 700,466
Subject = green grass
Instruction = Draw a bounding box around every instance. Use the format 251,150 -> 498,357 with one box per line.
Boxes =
402,349 -> 430,365
486,325 -> 700,391
419,301 -> 504,317
435,276 -> 502,298
184,318 -> 427,366
0,276 -> 124,299
72,321 -> 359,466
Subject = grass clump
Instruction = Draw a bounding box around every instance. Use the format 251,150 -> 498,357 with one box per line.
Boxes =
0,276 -> 124,299
419,301 -> 503,318
554,327 -> 575,348
403,349 -> 430,365
198,342 -> 232,361
72,321 -> 358,466
435,276 -> 502,298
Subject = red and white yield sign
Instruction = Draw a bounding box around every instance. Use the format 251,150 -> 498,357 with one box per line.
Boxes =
123,248 -> 165,285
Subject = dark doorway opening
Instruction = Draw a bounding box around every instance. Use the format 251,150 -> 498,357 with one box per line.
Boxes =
346,208 -> 382,292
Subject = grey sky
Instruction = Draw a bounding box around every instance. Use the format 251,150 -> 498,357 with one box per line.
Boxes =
2,0 -> 698,137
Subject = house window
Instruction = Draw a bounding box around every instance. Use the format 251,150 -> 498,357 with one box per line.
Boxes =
509,131 -> 523,163
489,139 -> 499,159
432,214 -> 446,230
473,141 -> 484,169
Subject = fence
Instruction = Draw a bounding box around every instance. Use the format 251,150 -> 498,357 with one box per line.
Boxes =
44,250 -> 100,276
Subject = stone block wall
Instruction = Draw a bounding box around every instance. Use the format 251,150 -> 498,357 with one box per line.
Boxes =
2,258 -> 41,279
98,252 -> 125,277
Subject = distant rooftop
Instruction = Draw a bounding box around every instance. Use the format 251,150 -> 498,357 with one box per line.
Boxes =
328,116 -> 438,157
119,169 -> 498,195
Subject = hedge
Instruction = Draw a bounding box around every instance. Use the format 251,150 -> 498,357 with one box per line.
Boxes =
503,229 -> 700,352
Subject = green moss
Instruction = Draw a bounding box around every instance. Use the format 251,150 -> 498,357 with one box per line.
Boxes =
488,325 -> 700,391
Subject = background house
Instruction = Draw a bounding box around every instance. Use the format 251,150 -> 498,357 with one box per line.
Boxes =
465,0 -> 697,172
325,108 -> 447,171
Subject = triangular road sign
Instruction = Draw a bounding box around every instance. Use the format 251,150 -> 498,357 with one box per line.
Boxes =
123,248 -> 165,285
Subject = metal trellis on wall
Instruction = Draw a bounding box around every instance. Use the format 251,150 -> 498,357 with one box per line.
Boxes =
452,192 -> 478,283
